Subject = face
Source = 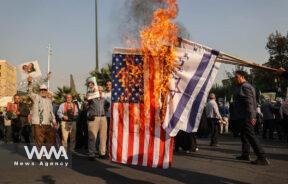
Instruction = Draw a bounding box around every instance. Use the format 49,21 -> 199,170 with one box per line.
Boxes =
66,94 -> 73,103
234,74 -> 244,85
98,87 -> 103,96
14,96 -> 20,104
47,93 -> 53,100
40,89 -> 48,98
106,81 -> 112,92
88,82 -> 94,89
22,65 -> 28,73
28,63 -> 33,70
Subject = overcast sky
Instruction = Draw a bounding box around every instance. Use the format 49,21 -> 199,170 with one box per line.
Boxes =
1,0 -> 288,93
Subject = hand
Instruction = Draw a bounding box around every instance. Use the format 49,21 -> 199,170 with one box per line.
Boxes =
47,72 -> 52,80
27,76 -> 33,83
63,116 -> 68,121
67,125 -> 72,131
249,119 -> 257,126
53,122 -> 58,129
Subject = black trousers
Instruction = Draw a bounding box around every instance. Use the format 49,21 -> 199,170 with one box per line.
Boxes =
4,126 -> 12,143
284,116 -> 288,142
262,119 -> 274,139
12,121 -> 22,143
238,119 -> 266,159
175,131 -> 198,151
207,118 -> 219,145
21,125 -> 31,144
106,117 -> 110,149
189,132 -> 198,151
0,123 -> 4,140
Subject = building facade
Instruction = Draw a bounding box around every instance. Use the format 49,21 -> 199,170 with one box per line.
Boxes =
0,60 -> 17,98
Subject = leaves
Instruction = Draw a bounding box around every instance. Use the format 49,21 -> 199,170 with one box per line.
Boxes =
212,31 -> 288,100
54,86 -> 79,105
89,64 -> 112,88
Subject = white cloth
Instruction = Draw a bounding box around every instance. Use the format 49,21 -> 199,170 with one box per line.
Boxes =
206,99 -> 221,119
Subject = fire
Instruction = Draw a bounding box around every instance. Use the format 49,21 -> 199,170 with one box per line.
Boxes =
140,0 -> 179,122
116,0 -> 179,124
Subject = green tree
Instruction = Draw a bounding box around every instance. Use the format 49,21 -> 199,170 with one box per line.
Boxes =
210,67 -> 251,102
90,64 -> 112,87
54,86 -> 79,105
252,31 -> 288,96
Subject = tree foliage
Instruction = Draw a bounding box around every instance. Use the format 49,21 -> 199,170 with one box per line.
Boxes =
252,31 -> 288,96
211,66 -> 250,101
54,86 -> 79,105
90,64 -> 112,87
212,31 -> 288,99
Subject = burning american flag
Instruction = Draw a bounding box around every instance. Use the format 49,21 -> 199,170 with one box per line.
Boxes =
109,42 -> 220,168
110,51 -> 174,169
109,0 -> 220,168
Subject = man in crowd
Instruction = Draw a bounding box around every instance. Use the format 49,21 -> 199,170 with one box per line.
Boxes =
219,102 -> 229,134
18,96 -> 32,145
57,94 -> 79,152
261,98 -> 275,139
87,85 -> 109,160
0,111 -> 4,141
280,98 -> 288,142
3,109 -> 12,143
206,93 -> 222,146
27,76 -> 56,149
234,70 -> 269,165
76,97 -> 89,150
6,95 -> 22,143
104,81 -> 112,148
273,98 -> 283,140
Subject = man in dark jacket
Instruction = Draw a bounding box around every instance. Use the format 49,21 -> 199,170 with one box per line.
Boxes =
6,95 -> 22,143
0,111 -> 4,141
234,70 -> 269,165
18,98 -> 31,145
261,99 -> 275,139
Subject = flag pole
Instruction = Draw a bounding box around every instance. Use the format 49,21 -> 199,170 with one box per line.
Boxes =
178,38 -> 285,73
95,0 -> 99,70
47,44 -> 52,90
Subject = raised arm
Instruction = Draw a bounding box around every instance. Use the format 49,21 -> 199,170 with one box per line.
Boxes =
27,76 -> 37,100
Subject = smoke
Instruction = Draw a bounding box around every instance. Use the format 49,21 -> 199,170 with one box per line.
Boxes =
117,0 -> 164,47
118,0 -> 191,47
176,22 -> 191,40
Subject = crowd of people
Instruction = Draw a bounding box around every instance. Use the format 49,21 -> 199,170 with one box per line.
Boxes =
174,71 -> 288,165
0,76 -> 112,161
0,71 -> 287,166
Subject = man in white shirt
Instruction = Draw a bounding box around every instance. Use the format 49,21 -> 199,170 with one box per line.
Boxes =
205,93 -> 222,146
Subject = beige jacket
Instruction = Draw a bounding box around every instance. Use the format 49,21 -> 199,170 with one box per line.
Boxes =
28,83 -> 55,125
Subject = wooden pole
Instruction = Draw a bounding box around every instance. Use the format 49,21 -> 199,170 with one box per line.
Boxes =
178,38 -> 286,73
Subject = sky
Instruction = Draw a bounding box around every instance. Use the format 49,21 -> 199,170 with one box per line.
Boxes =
0,0 -> 288,93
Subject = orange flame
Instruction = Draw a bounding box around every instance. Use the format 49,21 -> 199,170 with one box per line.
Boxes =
116,0 -> 179,125
140,0 -> 179,122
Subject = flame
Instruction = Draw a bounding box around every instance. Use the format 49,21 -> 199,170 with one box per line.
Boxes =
140,0 -> 178,122
116,0 -> 179,124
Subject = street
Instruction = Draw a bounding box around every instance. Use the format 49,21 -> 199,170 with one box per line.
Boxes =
1,135 -> 287,184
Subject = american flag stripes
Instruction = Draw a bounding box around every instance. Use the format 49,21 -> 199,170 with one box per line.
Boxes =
110,42 -> 220,168
109,52 -> 174,168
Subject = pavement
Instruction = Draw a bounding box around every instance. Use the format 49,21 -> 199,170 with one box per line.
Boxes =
0,135 -> 287,184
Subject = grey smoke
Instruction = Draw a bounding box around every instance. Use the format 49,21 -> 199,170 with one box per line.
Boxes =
117,0 -> 191,46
